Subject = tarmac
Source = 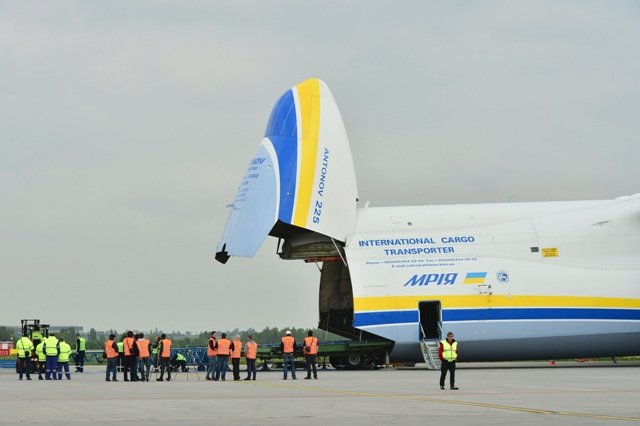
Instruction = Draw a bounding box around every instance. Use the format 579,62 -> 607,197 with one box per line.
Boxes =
0,361 -> 639,425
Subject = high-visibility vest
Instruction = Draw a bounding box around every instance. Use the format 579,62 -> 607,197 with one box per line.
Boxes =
281,336 -> 295,354
440,340 -> 458,362
31,331 -> 43,342
207,338 -> 217,357
104,340 -> 119,359
304,336 -> 318,355
77,337 -> 86,351
175,353 -> 186,362
16,337 -> 34,358
137,339 -> 150,358
116,341 -> 124,353
58,342 -> 72,362
44,336 -> 59,356
245,341 -> 258,360
36,342 -> 46,362
160,339 -> 172,358
231,339 -> 242,359
217,338 -> 231,356
123,337 -> 135,356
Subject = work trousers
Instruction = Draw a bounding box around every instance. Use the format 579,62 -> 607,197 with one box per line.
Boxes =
245,358 -> 256,380
17,357 -> 31,379
75,351 -> 85,372
439,359 -> 456,387
138,356 -> 152,381
37,360 -> 45,378
45,356 -> 58,380
283,353 -> 296,379
106,357 -> 117,380
305,354 -> 317,378
232,357 -> 240,380
206,356 -> 217,379
124,355 -> 139,381
215,356 -> 229,380
57,362 -> 71,380
159,357 -> 171,380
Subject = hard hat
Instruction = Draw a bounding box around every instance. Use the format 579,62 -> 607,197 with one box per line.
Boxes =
285,330 -> 291,335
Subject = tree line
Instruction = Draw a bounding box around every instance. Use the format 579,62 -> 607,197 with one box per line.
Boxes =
0,325 -> 344,350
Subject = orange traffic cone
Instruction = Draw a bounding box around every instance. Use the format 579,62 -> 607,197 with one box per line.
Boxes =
549,360 -> 556,365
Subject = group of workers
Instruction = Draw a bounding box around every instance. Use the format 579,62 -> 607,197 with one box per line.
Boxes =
16,328 -> 323,383
204,329 -> 319,382
15,330 -> 86,380
103,331 -> 175,382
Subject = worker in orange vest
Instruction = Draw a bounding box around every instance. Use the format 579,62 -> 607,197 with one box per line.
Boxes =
136,333 -> 152,382
205,331 -> 217,381
280,330 -> 297,380
103,334 -> 119,382
231,335 -> 243,381
214,332 -> 233,381
122,331 -> 139,382
157,333 -> 172,382
244,335 -> 258,381
303,330 -> 319,380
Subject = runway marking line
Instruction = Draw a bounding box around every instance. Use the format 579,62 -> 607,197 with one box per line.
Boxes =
249,381 -> 640,422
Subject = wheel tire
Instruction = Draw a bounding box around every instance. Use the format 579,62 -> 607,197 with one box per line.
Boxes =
346,353 -> 365,370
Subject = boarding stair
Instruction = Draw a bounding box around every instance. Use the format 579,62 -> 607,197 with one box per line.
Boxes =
419,324 -> 441,370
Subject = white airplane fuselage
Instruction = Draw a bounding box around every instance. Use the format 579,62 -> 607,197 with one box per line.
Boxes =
345,198 -> 640,361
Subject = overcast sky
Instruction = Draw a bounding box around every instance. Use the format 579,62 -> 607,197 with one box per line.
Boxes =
1,1 -> 638,333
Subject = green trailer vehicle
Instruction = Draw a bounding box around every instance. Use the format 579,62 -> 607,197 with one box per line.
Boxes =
255,339 -> 393,370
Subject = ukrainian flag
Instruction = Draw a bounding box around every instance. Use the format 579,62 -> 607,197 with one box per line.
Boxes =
464,272 -> 487,284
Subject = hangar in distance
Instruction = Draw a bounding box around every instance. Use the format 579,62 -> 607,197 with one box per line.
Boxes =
216,78 -> 640,364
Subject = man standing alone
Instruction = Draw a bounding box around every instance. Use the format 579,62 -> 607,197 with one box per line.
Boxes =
438,331 -> 459,390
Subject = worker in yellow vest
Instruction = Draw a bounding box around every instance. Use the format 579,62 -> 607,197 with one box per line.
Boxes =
244,335 -> 258,381
116,338 -> 124,372
75,333 -> 86,373
280,330 -> 297,380
303,330 -> 319,380
35,341 -> 46,380
438,331 -> 459,390
57,337 -> 72,380
231,335 -> 243,381
16,333 -> 34,380
43,333 -> 60,380
30,327 -> 44,348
